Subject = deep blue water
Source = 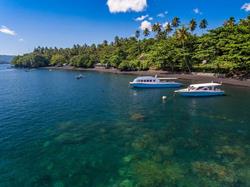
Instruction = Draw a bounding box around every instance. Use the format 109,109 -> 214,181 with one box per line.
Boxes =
0,64 -> 249,187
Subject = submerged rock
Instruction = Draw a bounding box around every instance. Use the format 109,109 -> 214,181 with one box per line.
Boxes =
119,179 -> 133,187
130,113 -> 145,121
133,160 -> 184,187
216,145 -> 245,158
158,145 -> 174,157
43,141 -> 50,148
122,155 -> 134,163
192,161 -> 235,184
53,181 -> 64,187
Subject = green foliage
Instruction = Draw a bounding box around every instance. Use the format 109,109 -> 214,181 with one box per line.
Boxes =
50,54 -> 66,66
11,16 -> 250,78
70,54 -> 96,68
12,54 -> 49,68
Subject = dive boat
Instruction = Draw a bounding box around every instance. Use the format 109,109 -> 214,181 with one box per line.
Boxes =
174,83 -> 225,97
129,75 -> 182,88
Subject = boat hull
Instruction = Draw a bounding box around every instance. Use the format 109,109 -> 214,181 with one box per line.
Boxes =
130,82 -> 182,88
177,91 -> 225,97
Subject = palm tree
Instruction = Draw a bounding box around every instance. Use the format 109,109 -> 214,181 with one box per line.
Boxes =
152,23 -> 162,39
172,17 -> 180,28
143,28 -> 150,37
176,26 -> 191,72
189,19 -> 197,33
152,23 -> 161,34
165,23 -> 173,35
199,19 -> 208,32
135,30 -> 140,40
224,17 -> 236,27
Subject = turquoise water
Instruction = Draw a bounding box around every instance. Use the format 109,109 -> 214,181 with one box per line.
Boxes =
0,64 -> 249,187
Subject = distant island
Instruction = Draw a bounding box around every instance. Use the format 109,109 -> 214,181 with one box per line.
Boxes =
0,55 -> 15,64
12,15 -> 250,79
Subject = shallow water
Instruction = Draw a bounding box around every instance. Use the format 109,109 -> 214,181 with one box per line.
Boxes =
0,64 -> 249,187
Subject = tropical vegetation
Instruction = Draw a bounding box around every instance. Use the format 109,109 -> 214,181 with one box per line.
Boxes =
12,15 -> 250,79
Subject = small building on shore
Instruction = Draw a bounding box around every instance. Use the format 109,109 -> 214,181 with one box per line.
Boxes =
95,63 -> 109,69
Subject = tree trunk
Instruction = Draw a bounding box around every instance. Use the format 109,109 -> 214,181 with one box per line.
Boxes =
183,42 -> 191,73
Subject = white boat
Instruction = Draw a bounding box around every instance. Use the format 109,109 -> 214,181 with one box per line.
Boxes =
174,83 -> 225,97
129,75 -> 182,88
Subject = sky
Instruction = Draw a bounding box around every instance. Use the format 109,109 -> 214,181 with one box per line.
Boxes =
0,0 -> 249,55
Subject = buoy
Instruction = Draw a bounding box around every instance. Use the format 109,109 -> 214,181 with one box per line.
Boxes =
162,96 -> 167,100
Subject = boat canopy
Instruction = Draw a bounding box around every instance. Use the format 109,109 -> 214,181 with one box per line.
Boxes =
158,78 -> 178,80
190,83 -> 222,88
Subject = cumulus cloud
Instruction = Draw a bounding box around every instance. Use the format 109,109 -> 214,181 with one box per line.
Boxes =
193,8 -> 202,15
140,20 -> 152,31
241,3 -> 250,11
19,38 -> 24,42
0,25 -> 16,36
107,0 -> 147,13
148,17 -> 153,21
135,14 -> 149,21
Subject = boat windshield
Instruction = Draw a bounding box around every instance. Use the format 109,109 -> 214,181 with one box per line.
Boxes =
188,86 -> 221,91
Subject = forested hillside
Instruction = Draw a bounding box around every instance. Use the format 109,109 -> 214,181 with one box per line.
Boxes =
12,16 -> 250,78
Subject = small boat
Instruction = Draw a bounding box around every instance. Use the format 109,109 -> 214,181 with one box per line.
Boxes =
129,75 -> 182,88
76,74 -> 83,80
174,83 -> 225,97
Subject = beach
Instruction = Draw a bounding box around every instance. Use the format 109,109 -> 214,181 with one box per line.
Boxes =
44,66 -> 250,88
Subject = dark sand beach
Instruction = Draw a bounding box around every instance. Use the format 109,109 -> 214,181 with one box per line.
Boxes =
44,66 -> 250,88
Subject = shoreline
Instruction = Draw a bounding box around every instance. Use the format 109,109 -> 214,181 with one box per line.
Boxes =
42,66 -> 250,88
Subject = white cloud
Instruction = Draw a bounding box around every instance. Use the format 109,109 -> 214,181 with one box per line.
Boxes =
135,14 -> 149,21
140,20 -> 152,31
0,25 -> 16,36
107,0 -> 147,13
148,17 -> 153,21
157,11 -> 168,18
157,13 -> 165,18
19,38 -> 24,42
241,3 -> 250,11
163,21 -> 169,28
193,8 -> 202,15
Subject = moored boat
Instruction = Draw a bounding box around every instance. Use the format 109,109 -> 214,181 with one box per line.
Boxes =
174,83 -> 225,97
129,75 -> 182,88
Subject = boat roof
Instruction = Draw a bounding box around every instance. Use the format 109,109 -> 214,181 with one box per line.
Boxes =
158,78 -> 178,80
135,76 -> 156,79
135,76 -> 177,80
190,83 -> 222,88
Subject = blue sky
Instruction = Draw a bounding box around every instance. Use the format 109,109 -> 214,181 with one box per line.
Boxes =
0,0 -> 249,55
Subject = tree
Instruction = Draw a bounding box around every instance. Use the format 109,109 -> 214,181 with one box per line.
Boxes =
172,17 -> 180,28
176,26 -> 192,72
189,19 -> 197,33
135,30 -> 140,40
51,54 -> 66,66
152,23 -> 162,36
199,19 -> 208,31
11,15 -> 250,78
165,23 -> 173,35
70,54 -> 95,68
224,17 -> 236,27
143,28 -> 150,37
